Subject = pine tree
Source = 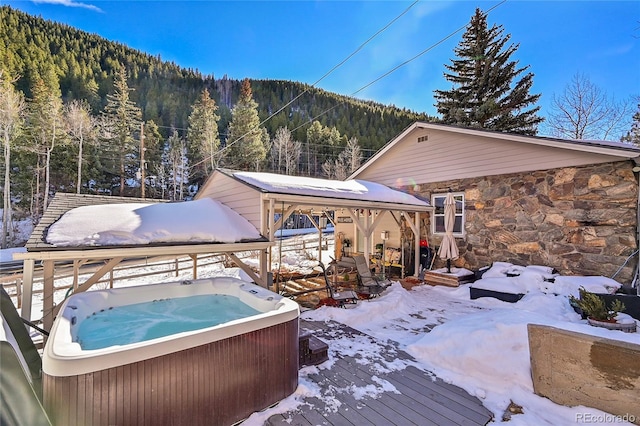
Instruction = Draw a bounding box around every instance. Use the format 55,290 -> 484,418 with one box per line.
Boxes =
101,67 -> 142,195
434,8 -> 543,135
187,88 -> 220,184
621,100 -> 640,146
141,120 -> 163,198
224,79 -> 267,171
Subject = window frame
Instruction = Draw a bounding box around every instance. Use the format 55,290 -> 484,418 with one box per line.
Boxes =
431,192 -> 465,237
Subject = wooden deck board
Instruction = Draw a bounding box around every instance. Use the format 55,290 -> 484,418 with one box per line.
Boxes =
267,320 -> 493,426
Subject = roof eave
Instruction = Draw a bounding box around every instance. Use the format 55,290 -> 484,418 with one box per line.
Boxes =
14,241 -> 274,261
262,192 -> 432,212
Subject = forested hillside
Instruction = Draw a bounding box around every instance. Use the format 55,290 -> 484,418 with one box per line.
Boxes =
1,6 -> 432,150
0,5 -> 434,241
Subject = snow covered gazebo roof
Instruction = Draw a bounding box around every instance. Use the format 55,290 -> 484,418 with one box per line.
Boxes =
198,169 -> 432,213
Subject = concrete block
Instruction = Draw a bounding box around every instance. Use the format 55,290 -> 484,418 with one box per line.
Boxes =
528,324 -> 640,424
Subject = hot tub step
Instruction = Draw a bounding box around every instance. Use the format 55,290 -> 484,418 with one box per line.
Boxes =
299,333 -> 328,367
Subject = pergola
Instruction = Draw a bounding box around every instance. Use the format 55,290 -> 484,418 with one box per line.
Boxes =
195,170 -> 434,287
14,193 -> 272,331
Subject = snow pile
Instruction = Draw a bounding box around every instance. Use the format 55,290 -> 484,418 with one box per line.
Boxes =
45,198 -> 262,246
243,279 -> 639,425
472,262 -> 622,298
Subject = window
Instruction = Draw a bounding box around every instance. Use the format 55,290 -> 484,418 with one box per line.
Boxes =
432,193 -> 465,236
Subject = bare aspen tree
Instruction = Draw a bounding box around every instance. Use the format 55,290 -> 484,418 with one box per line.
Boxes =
0,72 -> 25,248
65,100 -> 96,193
546,73 -> 632,140
27,73 -> 65,214
270,127 -> 301,174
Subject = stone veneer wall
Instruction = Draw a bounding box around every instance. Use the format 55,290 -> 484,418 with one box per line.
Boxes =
412,160 -> 638,283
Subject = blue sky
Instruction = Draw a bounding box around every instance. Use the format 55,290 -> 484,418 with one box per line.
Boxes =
4,0 -> 640,127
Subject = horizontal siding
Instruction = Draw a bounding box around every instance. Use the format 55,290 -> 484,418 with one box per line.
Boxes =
197,173 -> 262,230
359,128 -> 625,186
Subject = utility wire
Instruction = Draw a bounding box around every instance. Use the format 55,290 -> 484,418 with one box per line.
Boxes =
289,0 -> 509,134
191,0 -> 421,168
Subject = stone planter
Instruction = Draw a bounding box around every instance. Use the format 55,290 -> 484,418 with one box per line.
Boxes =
587,317 -> 637,333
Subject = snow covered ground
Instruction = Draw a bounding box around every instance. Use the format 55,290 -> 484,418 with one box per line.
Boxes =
241,280 -> 639,425
2,231 -> 638,425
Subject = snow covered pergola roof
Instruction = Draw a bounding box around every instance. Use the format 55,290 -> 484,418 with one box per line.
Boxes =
217,169 -> 432,212
15,193 -> 273,330
196,170 -> 433,290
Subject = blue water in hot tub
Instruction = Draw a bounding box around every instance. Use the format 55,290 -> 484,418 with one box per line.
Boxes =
75,294 -> 260,350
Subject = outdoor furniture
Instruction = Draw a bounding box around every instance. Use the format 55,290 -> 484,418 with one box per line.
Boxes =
318,261 -> 359,307
425,268 -> 476,287
353,254 -> 390,297
0,286 -> 51,425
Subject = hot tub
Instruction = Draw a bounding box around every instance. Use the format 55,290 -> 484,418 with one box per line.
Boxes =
42,277 -> 300,426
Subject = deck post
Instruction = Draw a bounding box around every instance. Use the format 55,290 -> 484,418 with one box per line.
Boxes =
42,260 -> 55,332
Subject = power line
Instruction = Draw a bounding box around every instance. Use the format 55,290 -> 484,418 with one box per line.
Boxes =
192,0 -> 421,168
289,0 -> 509,133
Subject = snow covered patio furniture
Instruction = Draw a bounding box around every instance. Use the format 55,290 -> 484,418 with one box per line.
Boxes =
424,267 -> 476,287
469,262 -> 623,303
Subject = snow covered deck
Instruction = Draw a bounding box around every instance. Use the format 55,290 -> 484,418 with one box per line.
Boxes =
267,320 -> 493,425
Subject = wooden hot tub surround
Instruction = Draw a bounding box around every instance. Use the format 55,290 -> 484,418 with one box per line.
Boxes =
43,318 -> 299,426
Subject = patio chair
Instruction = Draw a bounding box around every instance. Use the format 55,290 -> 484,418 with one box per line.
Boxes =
317,261 -> 359,308
353,254 -> 390,298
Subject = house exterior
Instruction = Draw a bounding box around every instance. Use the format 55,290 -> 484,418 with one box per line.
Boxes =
349,122 -> 640,283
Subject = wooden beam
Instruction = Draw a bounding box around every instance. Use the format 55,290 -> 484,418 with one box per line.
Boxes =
50,257 -> 125,327
190,254 -> 198,279
414,212 -> 421,277
273,204 -> 298,231
227,253 -> 263,286
366,210 -> 388,235
42,260 -> 55,332
13,241 -> 273,262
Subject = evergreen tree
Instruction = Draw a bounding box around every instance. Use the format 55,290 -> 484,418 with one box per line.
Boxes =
101,67 -> 142,195
187,88 -> 220,184
141,120 -> 163,198
434,8 -> 543,135
305,121 -> 343,176
621,99 -> 640,146
224,79 -> 267,171
0,72 -> 25,248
